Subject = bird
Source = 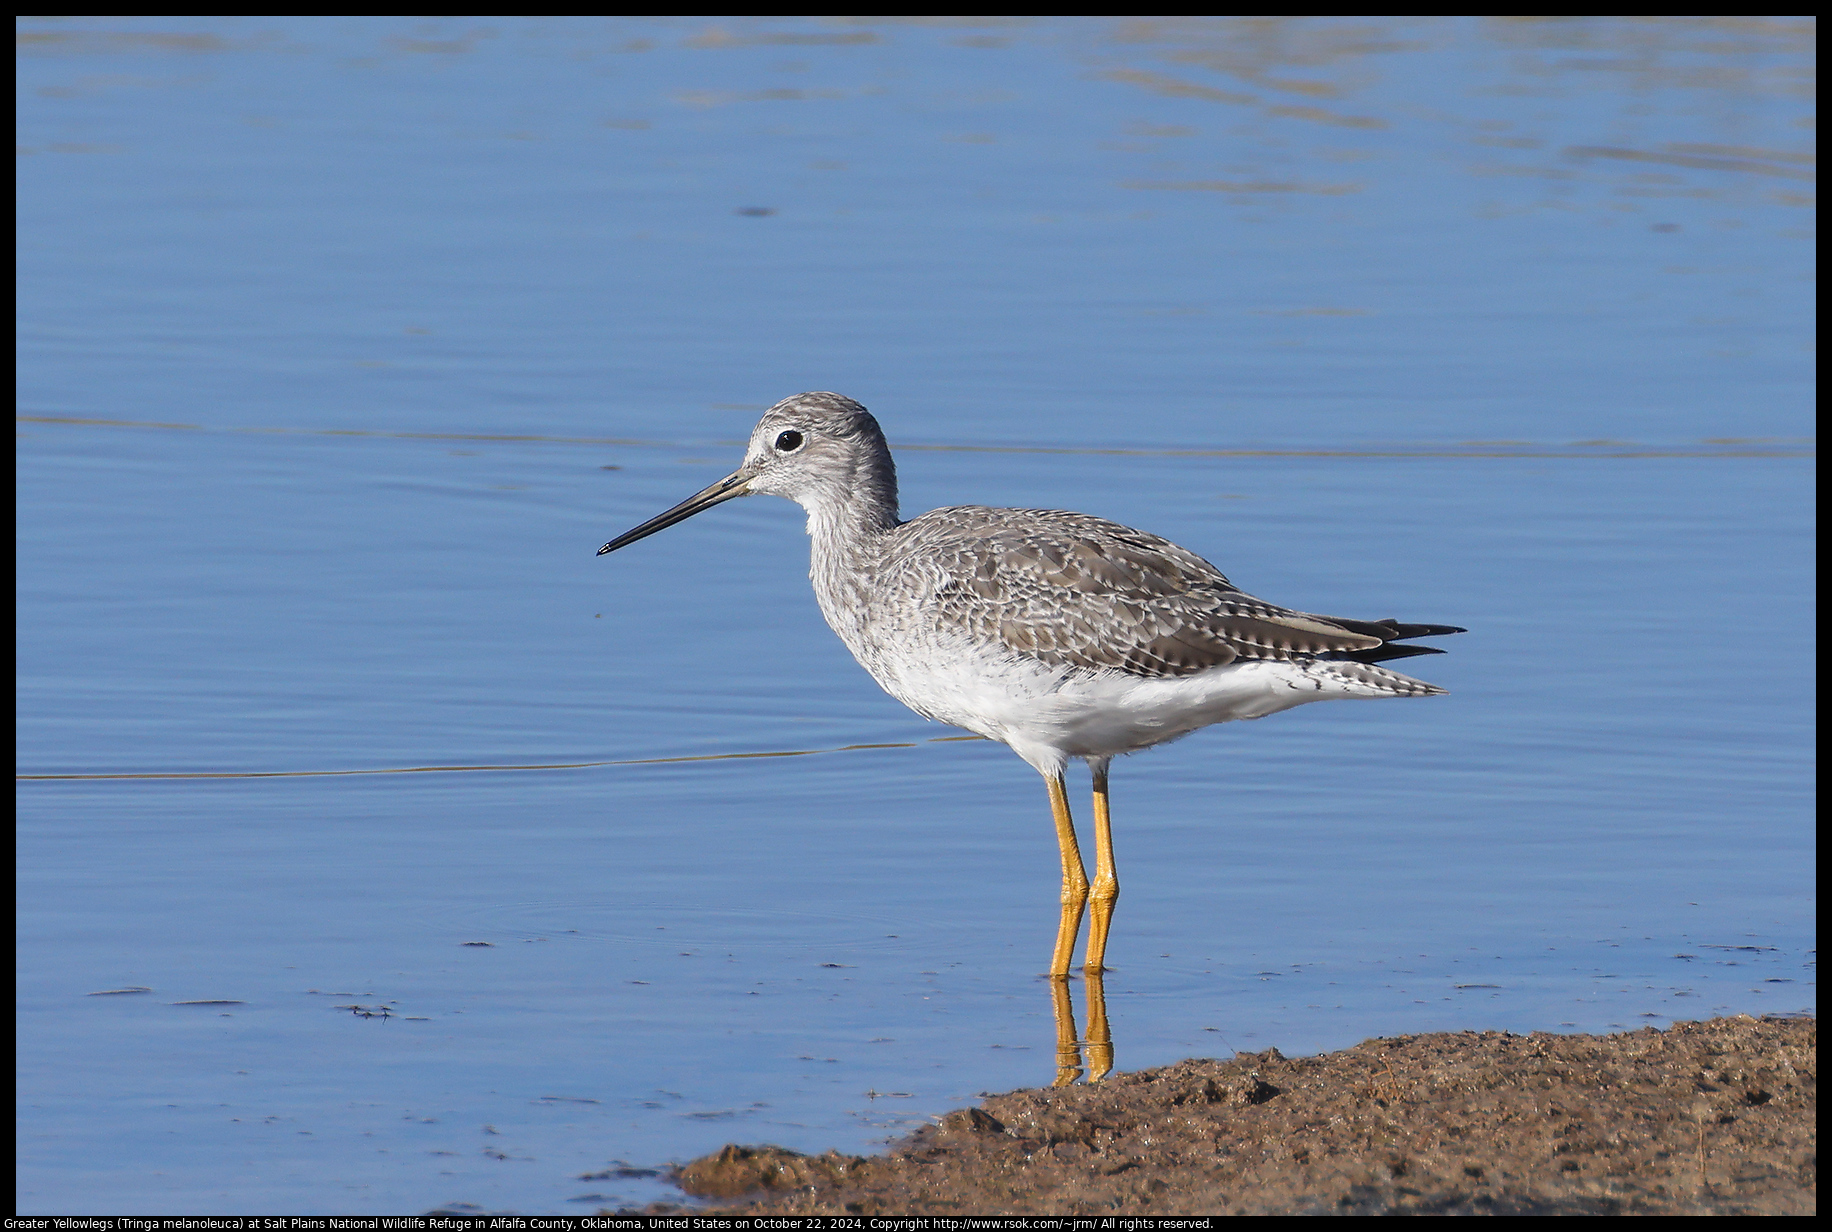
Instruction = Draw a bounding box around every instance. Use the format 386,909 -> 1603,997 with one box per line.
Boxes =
598,392 -> 1463,1078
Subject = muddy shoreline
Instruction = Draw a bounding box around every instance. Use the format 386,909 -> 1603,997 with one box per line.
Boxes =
640,1015 -> 1813,1216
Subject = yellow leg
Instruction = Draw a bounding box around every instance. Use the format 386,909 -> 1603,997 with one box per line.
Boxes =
1083,967 -> 1114,1081
1049,974 -> 1083,1086
1046,772 -> 1090,978
1084,759 -> 1120,975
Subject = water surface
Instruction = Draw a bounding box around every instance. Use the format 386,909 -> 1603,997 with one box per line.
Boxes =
17,15 -> 1814,1215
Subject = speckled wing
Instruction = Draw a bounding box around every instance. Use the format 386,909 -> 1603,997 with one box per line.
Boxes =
899,507 -> 1444,678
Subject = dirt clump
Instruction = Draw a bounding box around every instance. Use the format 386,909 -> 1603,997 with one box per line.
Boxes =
657,1015 -> 1813,1216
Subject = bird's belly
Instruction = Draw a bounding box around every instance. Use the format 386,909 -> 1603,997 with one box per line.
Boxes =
853,632 -> 1354,762
1023,660 -> 1340,756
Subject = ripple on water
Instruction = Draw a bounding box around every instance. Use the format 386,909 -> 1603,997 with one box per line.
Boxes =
421,897 -> 969,953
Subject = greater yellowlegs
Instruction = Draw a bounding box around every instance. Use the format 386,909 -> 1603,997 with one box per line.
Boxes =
599,392 -> 1463,1076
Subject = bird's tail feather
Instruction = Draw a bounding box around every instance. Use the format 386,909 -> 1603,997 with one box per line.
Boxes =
1328,616 -> 1468,642
1341,641 -> 1446,665
1315,659 -> 1448,697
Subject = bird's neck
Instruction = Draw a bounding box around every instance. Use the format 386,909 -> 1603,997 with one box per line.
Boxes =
801,450 -> 901,560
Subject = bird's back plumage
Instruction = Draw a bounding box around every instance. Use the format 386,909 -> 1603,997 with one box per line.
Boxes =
869,504 -> 1454,680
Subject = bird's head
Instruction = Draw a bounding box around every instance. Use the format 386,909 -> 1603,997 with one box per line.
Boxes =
597,391 -> 897,556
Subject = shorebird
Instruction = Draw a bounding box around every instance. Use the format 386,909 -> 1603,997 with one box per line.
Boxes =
599,392 -> 1462,1078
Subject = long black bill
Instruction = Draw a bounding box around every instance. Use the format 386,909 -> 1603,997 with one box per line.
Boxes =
597,470 -> 752,555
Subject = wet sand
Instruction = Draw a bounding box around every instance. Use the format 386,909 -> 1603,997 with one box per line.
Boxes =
652,1015 -> 1813,1216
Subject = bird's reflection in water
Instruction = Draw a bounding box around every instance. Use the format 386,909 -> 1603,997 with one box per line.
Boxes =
1050,969 -> 1114,1086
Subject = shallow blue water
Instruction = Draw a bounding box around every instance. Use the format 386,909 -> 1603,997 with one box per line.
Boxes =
17,16 -> 1814,1216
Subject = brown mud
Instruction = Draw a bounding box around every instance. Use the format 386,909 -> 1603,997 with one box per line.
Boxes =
647,1015 -> 1813,1216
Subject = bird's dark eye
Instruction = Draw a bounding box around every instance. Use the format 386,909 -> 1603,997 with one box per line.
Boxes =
775,430 -> 804,452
